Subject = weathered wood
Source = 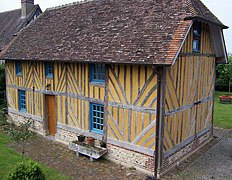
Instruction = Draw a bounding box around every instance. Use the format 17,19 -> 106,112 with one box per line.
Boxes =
163,23 -> 216,152
108,138 -> 154,156
103,64 -> 109,142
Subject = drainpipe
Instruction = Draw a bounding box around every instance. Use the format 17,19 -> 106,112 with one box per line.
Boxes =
154,66 -> 166,179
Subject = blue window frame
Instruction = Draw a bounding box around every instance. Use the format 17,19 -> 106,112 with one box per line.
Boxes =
16,61 -> 22,76
193,22 -> 201,52
18,90 -> 26,112
90,64 -> 105,83
90,103 -> 104,134
45,63 -> 53,78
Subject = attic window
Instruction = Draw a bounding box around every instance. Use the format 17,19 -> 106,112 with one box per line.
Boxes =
193,22 -> 201,52
16,61 -> 22,76
90,64 -> 105,84
45,62 -> 53,78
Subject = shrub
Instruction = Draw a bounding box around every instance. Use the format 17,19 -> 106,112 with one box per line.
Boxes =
8,160 -> 45,180
216,54 -> 232,92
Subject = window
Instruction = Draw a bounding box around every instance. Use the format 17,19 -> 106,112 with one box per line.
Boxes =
45,63 -> 53,78
16,61 -> 22,76
193,22 -> 201,52
90,64 -> 105,83
18,90 -> 26,112
90,103 -> 104,134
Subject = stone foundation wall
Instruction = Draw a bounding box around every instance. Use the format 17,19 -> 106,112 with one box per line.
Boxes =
160,130 -> 212,175
55,126 -> 102,148
8,112 -> 45,136
55,128 -> 77,143
55,125 -> 155,175
106,144 -> 154,175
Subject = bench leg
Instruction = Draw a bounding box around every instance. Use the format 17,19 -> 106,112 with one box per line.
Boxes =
90,157 -> 94,162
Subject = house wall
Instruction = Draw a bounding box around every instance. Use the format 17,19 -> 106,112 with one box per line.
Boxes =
6,61 -> 157,174
161,23 -> 216,173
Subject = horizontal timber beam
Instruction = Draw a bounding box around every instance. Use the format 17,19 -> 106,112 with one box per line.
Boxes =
108,138 -> 155,156
7,84 -> 157,113
164,125 -> 212,158
165,96 -> 214,116
179,53 -> 215,57
8,108 -> 43,122
57,123 -> 104,141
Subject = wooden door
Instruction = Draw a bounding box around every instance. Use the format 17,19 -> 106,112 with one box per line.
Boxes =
46,95 -> 56,135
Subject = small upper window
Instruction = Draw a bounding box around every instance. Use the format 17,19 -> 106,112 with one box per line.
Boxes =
90,64 -> 105,83
16,61 -> 22,76
18,90 -> 26,112
45,63 -> 53,78
193,22 -> 201,52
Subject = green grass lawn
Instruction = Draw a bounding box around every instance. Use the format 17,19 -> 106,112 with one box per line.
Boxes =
214,91 -> 232,129
0,132 -> 71,180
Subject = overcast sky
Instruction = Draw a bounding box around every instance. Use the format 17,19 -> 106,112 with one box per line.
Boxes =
0,0 -> 231,52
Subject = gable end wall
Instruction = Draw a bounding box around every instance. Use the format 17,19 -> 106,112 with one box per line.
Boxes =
160,23 -> 216,174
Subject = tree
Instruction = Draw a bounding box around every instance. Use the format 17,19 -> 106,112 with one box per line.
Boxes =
9,119 -> 34,160
216,54 -> 232,92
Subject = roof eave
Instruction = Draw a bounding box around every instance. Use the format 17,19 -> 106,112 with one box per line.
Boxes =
184,16 -> 229,29
171,21 -> 193,66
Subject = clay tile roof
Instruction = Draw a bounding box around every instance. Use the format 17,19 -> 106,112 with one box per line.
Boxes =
0,5 -> 42,52
186,0 -> 228,28
1,0 -> 228,65
0,9 -> 24,51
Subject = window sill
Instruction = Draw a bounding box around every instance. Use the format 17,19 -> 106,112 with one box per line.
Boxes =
19,109 -> 26,113
16,74 -> 22,77
89,82 -> 105,87
91,129 -> 103,135
46,76 -> 53,79
88,131 -> 104,140
192,50 -> 201,54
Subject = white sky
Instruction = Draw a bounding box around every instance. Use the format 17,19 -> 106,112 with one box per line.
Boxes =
0,0 -> 231,52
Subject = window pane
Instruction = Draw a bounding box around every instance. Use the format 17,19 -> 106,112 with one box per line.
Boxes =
91,64 -> 105,82
193,39 -> 200,52
91,103 -> 104,133
19,90 -> 26,112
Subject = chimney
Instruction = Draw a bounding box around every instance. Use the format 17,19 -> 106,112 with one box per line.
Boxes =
21,0 -> 34,18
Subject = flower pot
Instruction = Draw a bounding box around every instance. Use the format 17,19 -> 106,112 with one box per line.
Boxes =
100,141 -> 106,148
78,135 -> 85,142
219,95 -> 232,104
86,137 -> 94,146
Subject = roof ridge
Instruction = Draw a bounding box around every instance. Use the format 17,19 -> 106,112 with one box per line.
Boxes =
46,0 -> 94,11
196,0 -> 223,25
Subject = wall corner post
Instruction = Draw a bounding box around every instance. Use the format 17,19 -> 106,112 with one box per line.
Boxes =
154,66 -> 166,179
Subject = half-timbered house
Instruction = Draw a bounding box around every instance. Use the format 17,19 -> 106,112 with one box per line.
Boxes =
1,0 -> 228,178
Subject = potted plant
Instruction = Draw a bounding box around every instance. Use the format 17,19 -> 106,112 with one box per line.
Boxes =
77,134 -> 85,142
100,140 -> 106,148
219,95 -> 232,104
86,136 -> 94,146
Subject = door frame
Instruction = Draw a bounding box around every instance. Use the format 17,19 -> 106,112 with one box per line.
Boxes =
43,93 -> 57,136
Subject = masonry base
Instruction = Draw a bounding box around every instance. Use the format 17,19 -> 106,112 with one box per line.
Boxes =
8,111 -> 213,178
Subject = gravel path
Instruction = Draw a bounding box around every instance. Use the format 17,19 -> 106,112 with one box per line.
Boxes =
173,131 -> 232,180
